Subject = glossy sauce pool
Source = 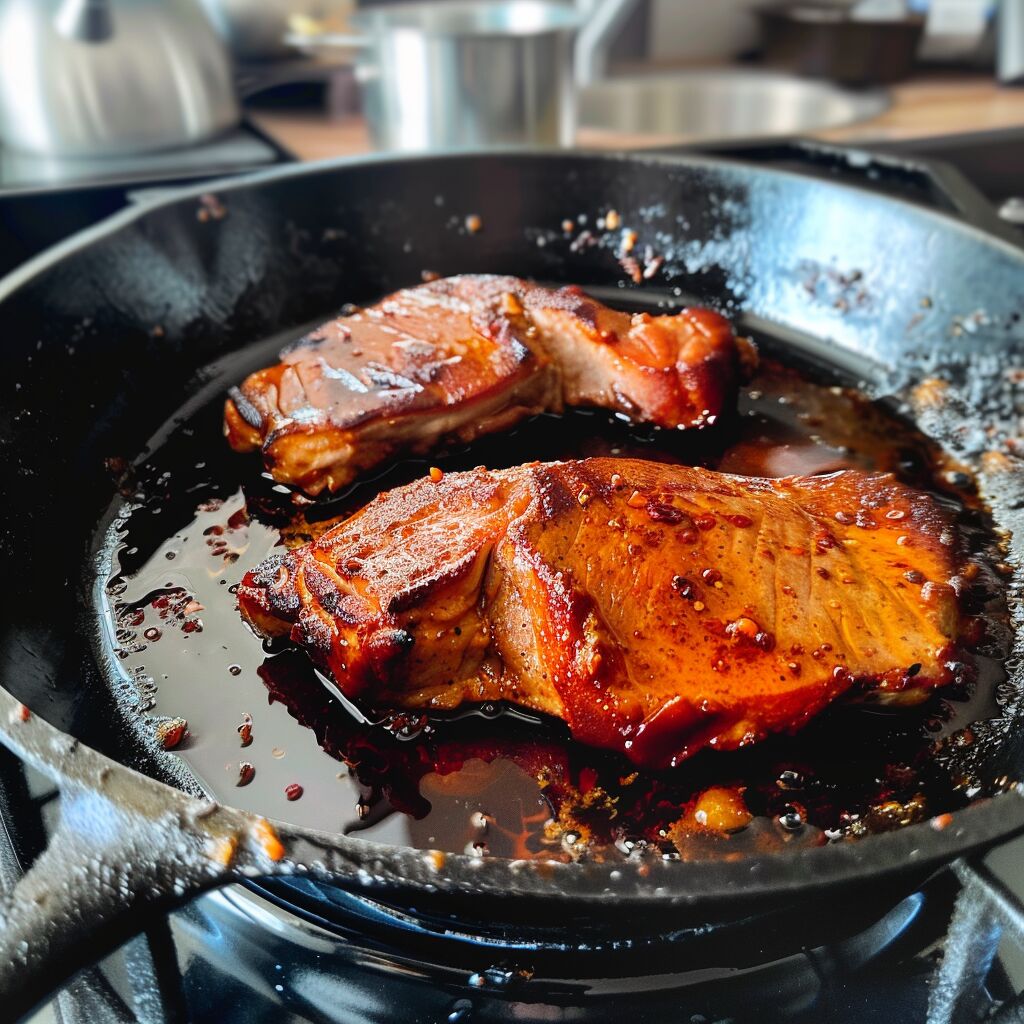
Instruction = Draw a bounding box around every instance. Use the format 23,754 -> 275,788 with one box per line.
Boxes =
94,323 -> 1014,865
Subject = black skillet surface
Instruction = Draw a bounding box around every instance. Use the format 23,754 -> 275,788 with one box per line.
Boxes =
2,150 -> 1024,1020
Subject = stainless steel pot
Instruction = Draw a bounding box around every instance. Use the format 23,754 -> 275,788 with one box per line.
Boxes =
0,0 -> 239,157
292,1 -> 581,152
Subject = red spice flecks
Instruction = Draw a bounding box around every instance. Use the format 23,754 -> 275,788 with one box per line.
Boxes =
155,717 -> 187,750
237,762 -> 255,786
198,193 -> 226,221
726,514 -> 753,528
15,703 -> 30,722
816,531 -> 840,554
694,513 -> 717,531
238,715 -> 253,747
226,507 -> 249,531
646,501 -> 685,524
285,783 -> 304,801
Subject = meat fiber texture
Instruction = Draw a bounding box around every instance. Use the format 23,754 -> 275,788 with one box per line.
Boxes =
238,458 -> 965,768
225,275 -> 742,495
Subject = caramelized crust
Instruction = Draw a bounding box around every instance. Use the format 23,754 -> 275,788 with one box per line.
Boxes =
238,459 -> 965,768
225,276 -> 740,495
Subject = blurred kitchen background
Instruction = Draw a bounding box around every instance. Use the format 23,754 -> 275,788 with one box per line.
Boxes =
1,0 -> 1024,272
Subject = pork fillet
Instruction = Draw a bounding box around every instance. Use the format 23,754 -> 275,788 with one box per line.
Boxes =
224,276 -> 741,495
238,458 -> 966,767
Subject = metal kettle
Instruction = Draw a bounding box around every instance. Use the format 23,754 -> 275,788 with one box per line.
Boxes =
0,0 -> 240,157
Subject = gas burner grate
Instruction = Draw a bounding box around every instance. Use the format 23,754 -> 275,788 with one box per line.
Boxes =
928,859 -> 1024,1024
3,727 -> 1021,1024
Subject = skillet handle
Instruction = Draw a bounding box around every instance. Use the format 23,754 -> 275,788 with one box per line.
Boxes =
0,784 -> 233,1022
0,693 -> 292,1023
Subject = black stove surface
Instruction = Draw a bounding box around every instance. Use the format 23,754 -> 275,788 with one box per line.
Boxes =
5,128 -> 1024,1024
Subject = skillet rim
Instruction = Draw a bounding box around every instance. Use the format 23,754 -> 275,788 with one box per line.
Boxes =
2,146 -> 1024,903
4,145 -> 1024,304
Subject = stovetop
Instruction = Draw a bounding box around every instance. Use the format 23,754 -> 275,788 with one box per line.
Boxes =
0,125 -> 287,195
0,121 -> 293,280
4,127 -> 1024,1024
10,734 -> 1024,1024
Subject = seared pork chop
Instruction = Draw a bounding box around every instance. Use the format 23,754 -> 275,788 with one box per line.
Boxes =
225,276 -> 741,495
238,459 -> 965,767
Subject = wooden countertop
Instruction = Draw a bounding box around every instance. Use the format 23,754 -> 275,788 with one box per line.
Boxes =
818,73 -> 1024,142
251,72 -> 1024,161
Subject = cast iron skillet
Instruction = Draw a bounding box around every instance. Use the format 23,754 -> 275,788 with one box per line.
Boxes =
1,150 -> 1024,1021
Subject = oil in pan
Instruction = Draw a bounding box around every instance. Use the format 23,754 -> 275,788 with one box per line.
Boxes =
92,305 -> 1013,864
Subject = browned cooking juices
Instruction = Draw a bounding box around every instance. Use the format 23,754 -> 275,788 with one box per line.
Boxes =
97,338 -> 1012,865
